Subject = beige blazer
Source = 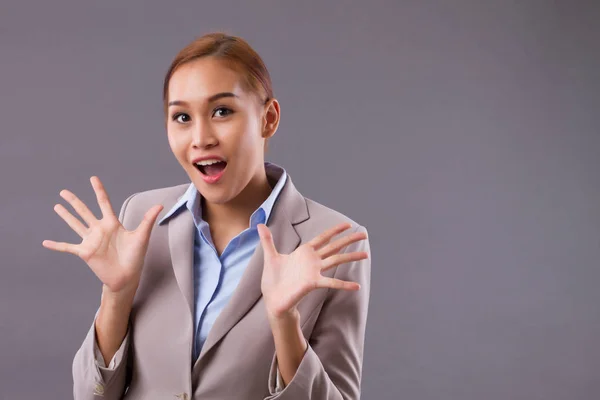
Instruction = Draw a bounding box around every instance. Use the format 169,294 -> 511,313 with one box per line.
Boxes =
72,167 -> 371,400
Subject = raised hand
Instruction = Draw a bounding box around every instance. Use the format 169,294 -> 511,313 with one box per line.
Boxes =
42,176 -> 163,295
258,222 -> 369,320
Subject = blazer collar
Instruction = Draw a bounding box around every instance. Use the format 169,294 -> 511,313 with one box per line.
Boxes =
163,164 -> 309,369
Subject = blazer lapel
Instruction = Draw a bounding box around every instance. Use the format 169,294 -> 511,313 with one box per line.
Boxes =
194,171 -> 309,367
168,197 -> 196,320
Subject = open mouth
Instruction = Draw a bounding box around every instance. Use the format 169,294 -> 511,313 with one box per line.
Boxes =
195,161 -> 227,177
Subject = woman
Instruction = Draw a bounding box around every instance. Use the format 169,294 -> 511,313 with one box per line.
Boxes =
42,32 -> 371,400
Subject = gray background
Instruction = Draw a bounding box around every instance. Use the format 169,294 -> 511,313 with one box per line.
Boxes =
1,1 -> 599,399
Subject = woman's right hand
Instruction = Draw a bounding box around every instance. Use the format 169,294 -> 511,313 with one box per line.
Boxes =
42,176 -> 164,296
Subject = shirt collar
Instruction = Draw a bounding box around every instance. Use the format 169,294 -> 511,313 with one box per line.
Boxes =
157,162 -> 287,228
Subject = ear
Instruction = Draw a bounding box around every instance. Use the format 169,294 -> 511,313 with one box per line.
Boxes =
261,98 -> 280,140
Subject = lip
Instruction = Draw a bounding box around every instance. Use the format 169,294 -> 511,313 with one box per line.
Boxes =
198,164 -> 226,184
191,155 -> 227,164
194,160 -> 227,184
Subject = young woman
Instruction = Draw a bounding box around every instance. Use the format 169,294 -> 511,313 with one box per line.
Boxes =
42,32 -> 371,400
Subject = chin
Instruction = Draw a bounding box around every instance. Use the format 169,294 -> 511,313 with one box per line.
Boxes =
201,193 -> 230,205
194,183 -> 236,205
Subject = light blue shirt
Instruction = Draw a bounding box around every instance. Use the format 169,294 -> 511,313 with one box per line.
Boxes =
157,162 -> 287,361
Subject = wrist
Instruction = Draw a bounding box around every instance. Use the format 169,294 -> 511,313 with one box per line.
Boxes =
101,283 -> 137,308
267,306 -> 300,328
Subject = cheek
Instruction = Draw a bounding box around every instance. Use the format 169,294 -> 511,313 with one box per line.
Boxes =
167,126 -> 186,144
167,130 -> 188,160
231,131 -> 261,163
238,117 -> 263,146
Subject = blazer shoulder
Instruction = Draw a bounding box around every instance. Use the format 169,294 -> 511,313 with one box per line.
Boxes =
303,197 -> 365,232
117,182 -> 189,228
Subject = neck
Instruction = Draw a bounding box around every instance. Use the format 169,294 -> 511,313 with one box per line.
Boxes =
202,167 -> 274,229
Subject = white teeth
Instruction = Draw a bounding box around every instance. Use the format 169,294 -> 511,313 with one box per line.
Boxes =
195,159 -> 223,166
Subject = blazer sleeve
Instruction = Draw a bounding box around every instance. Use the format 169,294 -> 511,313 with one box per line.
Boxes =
72,192 -> 138,400
264,225 -> 372,400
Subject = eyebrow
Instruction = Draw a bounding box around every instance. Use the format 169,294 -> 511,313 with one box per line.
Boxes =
168,92 -> 239,107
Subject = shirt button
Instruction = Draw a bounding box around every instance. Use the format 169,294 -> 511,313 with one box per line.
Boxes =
93,383 -> 105,396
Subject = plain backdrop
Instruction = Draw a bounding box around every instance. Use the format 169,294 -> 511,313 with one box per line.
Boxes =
1,1 -> 599,399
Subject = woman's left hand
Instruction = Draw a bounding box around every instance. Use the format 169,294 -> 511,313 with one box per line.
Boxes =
258,222 -> 368,321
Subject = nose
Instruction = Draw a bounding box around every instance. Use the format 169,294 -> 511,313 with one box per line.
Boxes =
191,121 -> 218,149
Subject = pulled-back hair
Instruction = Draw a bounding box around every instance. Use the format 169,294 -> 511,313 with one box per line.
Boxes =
162,32 -> 274,117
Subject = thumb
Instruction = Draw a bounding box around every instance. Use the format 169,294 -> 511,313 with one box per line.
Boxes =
257,224 -> 278,260
136,204 -> 164,239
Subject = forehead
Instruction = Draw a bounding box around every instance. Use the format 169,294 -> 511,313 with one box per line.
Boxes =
168,57 -> 247,101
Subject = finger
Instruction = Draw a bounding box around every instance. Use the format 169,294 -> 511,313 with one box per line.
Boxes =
41,239 -> 81,256
59,189 -> 98,226
321,251 -> 369,272
53,203 -> 88,238
135,205 -> 164,238
257,224 -> 278,260
307,222 -> 352,250
90,176 -> 116,219
316,276 -> 360,291
317,231 -> 368,259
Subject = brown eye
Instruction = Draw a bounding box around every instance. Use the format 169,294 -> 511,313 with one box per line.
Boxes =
172,113 -> 190,123
213,107 -> 233,118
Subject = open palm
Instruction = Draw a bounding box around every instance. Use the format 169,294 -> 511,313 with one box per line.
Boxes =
42,176 -> 163,295
258,222 -> 368,319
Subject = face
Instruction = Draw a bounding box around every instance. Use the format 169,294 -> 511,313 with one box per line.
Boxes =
166,57 -> 279,205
